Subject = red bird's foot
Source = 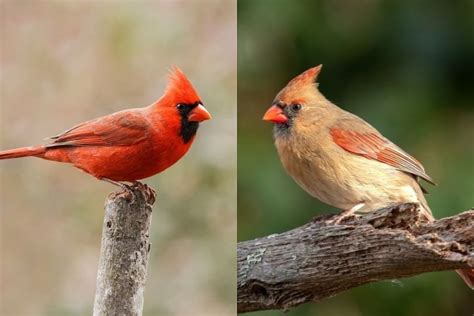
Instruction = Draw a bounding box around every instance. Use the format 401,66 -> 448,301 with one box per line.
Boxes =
101,178 -> 156,205
329,203 -> 365,225
131,181 -> 156,205
101,177 -> 132,190
101,177 -> 136,202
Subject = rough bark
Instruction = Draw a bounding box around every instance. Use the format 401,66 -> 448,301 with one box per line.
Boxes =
93,186 -> 155,316
237,203 -> 474,313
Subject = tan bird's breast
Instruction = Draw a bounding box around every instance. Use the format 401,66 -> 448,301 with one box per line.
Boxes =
274,129 -> 422,212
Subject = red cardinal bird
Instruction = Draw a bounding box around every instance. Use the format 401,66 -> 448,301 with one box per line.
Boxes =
0,67 -> 211,189
263,65 -> 473,289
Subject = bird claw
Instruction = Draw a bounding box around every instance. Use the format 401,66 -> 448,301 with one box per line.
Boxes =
328,212 -> 353,225
101,178 -> 156,204
117,183 -> 137,203
327,211 -> 351,225
327,203 -> 365,225
131,181 -> 156,205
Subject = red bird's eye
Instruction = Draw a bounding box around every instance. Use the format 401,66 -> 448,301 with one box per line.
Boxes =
176,103 -> 185,110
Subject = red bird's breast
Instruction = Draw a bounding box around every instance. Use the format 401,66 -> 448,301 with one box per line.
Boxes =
45,133 -> 195,181
40,107 -> 198,181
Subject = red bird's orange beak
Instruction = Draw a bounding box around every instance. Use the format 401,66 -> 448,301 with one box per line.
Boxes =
263,105 -> 288,124
188,104 -> 212,122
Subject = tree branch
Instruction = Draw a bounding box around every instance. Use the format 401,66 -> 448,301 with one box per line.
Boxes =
237,204 -> 474,313
93,186 -> 155,316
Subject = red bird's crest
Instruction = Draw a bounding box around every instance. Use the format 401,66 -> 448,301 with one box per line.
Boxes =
162,66 -> 201,105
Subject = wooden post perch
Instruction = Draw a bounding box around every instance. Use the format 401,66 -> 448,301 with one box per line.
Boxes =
93,186 -> 155,316
237,203 -> 474,313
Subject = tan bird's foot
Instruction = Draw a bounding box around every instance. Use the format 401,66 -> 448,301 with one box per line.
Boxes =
329,203 -> 365,225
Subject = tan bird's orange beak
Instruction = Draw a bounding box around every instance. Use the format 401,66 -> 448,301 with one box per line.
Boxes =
188,104 -> 212,122
263,105 -> 288,124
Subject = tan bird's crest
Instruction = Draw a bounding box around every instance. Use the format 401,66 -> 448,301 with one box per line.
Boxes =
286,64 -> 323,89
275,65 -> 323,104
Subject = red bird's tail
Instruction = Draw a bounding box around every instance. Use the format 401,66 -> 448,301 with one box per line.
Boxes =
457,269 -> 474,289
0,146 -> 46,159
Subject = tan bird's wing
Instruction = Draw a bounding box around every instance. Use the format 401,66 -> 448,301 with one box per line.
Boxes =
330,126 -> 435,185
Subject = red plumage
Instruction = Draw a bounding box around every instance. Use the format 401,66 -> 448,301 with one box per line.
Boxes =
0,67 -> 211,183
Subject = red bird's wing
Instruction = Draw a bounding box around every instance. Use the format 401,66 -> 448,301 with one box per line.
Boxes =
48,111 -> 150,147
330,127 -> 435,184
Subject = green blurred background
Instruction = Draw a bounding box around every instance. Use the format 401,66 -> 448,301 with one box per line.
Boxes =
0,1 -> 236,315
238,0 -> 473,315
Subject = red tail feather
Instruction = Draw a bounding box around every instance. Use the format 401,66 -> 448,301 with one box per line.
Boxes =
0,146 -> 45,159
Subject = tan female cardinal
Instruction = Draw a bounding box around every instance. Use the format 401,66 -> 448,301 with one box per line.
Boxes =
0,67 -> 211,189
263,65 -> 473,289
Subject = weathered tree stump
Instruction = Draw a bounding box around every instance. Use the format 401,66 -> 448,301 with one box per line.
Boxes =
237,203 -> 474,313
93,186 -> 155,316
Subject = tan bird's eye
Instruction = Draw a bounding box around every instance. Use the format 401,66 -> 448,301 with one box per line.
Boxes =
291,103 -> 302,112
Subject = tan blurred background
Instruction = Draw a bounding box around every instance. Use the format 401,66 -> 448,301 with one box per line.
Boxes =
0,1 -> 236,315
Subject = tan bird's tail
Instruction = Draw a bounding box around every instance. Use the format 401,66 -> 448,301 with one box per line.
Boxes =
415,183 -> 473,289
456,269 -> 474,289
0,146 -> 46,159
